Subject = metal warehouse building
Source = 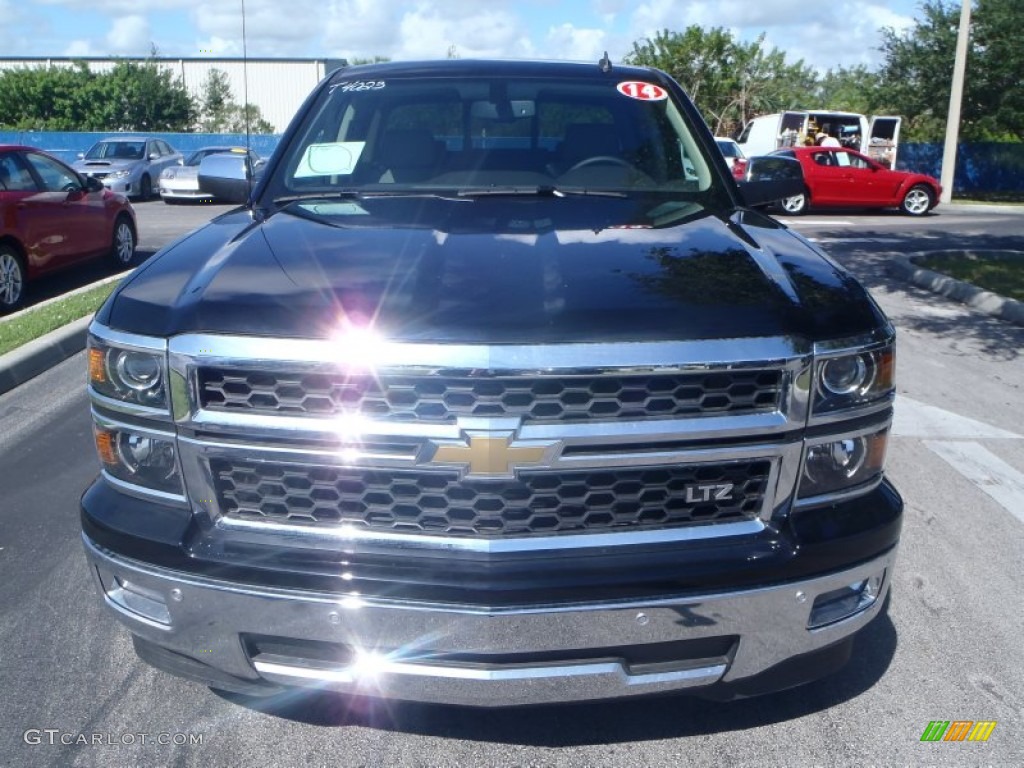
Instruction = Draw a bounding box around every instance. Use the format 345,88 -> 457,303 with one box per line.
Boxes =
0,57 -> 346,133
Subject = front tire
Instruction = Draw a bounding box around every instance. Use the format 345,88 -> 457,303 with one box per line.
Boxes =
0,245 -> 26,313
139,175 -> 152,201
779,191 -> 808,215
900,184 -> 933,216
110,215 -> 136,268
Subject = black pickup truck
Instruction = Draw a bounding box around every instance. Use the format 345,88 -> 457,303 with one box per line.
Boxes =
81,58 -> 901,706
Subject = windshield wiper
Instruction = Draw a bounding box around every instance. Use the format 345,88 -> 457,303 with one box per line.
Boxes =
270,190 -> 366,207
456,185 -> 627,199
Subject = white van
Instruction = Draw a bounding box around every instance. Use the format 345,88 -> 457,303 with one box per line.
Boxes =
736,111 -> 902,168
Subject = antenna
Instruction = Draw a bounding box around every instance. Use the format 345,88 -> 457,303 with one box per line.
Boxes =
241,0 -> 252,195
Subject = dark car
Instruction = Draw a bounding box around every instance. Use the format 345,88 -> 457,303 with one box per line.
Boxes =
771,145 -> 941,215
0,145 -> 137,312
82,59 -> 901,707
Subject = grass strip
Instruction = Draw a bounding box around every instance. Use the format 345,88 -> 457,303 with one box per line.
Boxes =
0,282 -> 118,357
916,254 -> 1024,302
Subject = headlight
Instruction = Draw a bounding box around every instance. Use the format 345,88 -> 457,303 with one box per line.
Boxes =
94,424 -> 183,496
161,169 -> 176,179
813,345 -> 894,416
798,427 -> 889,501
89,339 -> 168,410
110,169 -> 132,179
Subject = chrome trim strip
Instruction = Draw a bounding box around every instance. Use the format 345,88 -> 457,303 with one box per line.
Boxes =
209,516 -> 767,554
92,409 -> 178,440
180,408 -> 798,443
169,333 -> 811,371
100,471 -> 189,507
807,396 -> 895,427
89,388 -> 174,423
793,474 -> 886,510
812,327 -> 895,355
252,657 -> 727,688
89,322 -> 168,353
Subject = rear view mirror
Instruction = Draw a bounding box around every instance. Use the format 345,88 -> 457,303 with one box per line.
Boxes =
198,152 -> 252,204
470,100 -> 536,121
736,156 -> 804,207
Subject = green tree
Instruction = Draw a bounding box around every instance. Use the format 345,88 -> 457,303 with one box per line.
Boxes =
199,68 -> 234,132
102,59 -> 196,131
223,103 -> 275,134
195,68 -> 275,133
0,58 -> 194,131
624,27 -> 816,136
877,0 -> 1023,142
812,65 -> 884,115
876,1 -> 962,141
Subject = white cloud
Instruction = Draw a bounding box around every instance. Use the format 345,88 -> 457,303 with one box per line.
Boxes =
106,15 -> 152,54
545,24 -> 607,63
19,0 -> 920,70
392,5 -> 533,60
64,39 -> 95,57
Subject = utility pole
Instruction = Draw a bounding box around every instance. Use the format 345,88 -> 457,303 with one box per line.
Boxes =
940,0 -> 972,204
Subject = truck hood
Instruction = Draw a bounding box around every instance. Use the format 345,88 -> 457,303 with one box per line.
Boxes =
104,196 -> 885,343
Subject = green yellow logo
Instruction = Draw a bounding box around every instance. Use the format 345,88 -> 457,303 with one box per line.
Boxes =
920,721 -> 997,742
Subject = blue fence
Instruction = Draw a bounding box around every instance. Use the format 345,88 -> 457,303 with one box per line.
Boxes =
0,131 -> 282,164
2,131 -> 1022,196
898,142 -> 1024,196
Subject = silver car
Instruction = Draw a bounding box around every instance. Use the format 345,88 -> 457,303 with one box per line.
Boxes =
73,137 -> 183,200
160,147 -> 262,203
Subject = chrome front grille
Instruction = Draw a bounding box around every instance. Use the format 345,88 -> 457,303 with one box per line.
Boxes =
197,368 -> 784,423
211,458 -> 772,537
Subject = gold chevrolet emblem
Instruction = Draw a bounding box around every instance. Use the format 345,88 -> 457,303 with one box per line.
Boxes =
430,433 -> 555,478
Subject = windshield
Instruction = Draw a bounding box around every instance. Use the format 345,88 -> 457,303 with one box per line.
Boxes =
85,141 -> 145,160
185,148 -> 240,166
266,72 -> 718,203
716,139 -> 742,158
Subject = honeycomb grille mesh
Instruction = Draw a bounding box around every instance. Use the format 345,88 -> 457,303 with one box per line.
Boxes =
197,369 -> 783,422
212,459 -> 771,537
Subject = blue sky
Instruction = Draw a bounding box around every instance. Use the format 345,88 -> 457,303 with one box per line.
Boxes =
5,0 -> 922,72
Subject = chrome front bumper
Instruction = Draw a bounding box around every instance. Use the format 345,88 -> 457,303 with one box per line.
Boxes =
85,534 -> 895,706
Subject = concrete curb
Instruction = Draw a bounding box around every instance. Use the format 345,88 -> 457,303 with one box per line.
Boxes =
0,315 -> 92,395
0,271 -> 130,396
888,252 -> 1024,327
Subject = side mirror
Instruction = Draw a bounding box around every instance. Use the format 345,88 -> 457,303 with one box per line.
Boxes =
736,156 -> 804,207
198,153 -> 251,204
84,176 -> 104,192
177,158 -> 185,166
148,152 -> 160,161
77,152 -> 85,160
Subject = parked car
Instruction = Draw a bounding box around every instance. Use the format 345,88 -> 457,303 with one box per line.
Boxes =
0,145 -> 136,312
715,136 -> 747,180
160,147 -> 263,203
72,137 -> 183,200
770,145 -> 941,215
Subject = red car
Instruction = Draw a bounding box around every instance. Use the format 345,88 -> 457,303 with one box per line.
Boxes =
0,145 -> 137,313
770,146 -> 941,216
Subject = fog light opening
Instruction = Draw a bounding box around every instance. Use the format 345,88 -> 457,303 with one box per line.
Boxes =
104,576 -> 173,627
807,569 -> 886,630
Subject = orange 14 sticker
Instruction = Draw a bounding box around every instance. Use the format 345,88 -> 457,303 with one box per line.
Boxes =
616,81 -> 668,101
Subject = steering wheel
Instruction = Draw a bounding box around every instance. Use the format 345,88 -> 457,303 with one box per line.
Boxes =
566,155 -> 636,173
